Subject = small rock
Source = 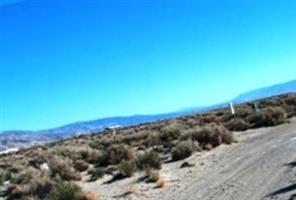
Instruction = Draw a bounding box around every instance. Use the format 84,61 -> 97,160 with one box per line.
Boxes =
180,161 -> 195,168
40,163 -> 50,172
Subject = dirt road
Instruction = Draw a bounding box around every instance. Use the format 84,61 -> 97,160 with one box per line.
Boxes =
80,119 -> 296,200
164,119 -> 296,200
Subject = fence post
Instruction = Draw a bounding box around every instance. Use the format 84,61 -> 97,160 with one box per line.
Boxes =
229,102 -> 235,115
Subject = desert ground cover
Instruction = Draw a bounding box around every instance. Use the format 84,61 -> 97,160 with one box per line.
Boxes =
0,93 -> 295,200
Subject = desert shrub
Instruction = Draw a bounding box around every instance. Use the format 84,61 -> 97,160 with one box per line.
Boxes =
74,160 -> 89,172
185,118 -> 199,128
246,112 -> 267,128
45,182 -> 86,200
136,151 -> 161,170
7,168 -> 53,199
88,141 -> 104,150
247,106 -> 287,128
179,129 -> 193,141
121,130 -> 150,145
199,114 -> 220,125
218,112 -> 233,123
118,160 -> 137,177
47,156 -> 81,181
159,122 -> 183,142
191,124 -> 234,148
10,168 -> 36,185
225,118 -> 249,131
87,150 -> 108,166
144,131 -> 161,147
145,169 -> 160,182
235,105 -> 254,118
263,106 -> 287,125
171,141 -> 193,161
87,167 -> 105,182
105,165 -> 118,175
107,145 -> 134,165
0,168 -> 12,185
24,174 -> 53,198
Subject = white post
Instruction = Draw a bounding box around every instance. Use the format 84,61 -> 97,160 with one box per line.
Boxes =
229,102 -> 235,115
254,102 -> 260,113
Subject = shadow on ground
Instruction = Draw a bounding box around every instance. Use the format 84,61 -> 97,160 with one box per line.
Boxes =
267,183 -> 296,197
285,161 -> 296,168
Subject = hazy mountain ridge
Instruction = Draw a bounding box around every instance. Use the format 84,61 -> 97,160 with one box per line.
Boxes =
233,80 -> 296,103
1,79 -> 295,152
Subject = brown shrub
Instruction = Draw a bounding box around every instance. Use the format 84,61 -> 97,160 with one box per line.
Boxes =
144,131 -> 161,147
159,122 -> 183,142
47,156 -> 81,181
263,106 -> 287,125
7,168 -> 53,199
74,160 -> 89,172
246,106 -> 287,128
107,145 -> 134,165
199,114 -> 220,125
191,124 -> 234,148
225,118 -> 249,131
155,176 -> 165,188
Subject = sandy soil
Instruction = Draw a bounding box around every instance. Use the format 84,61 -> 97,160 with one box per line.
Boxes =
78,118 -> 296,200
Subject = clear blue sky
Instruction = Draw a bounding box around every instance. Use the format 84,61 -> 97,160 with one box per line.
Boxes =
0,0 -> 296,131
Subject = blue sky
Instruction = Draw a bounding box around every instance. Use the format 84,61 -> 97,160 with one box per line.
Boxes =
0,0 -> 296,131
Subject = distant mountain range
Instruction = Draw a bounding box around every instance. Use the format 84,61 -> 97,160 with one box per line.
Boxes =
1,79 -> 295,152
233,80 -> 296,103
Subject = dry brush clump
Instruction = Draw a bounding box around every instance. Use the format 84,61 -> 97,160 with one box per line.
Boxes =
246,106 -> 288,128
225,117 -> 249,131
45,181 -> 93,200
191,124 -> 234,148
73,160 -> 89,172
118,160 -> 137,177
87,167 -> 105,182
47,156 -> 81,181
5,168 -> 53,200
136,151 -> 162,170
171,141 -> 194,161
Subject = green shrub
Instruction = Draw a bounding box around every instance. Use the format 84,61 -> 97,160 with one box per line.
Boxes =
137,151 -> 161,170
85,150 -> 108,166
145,169 -> 160,182
87,167 -> 105,182
45,182 -> 85,200
118,160 -> 137,177
0,168 -> 12,185
171,141 -> 193,161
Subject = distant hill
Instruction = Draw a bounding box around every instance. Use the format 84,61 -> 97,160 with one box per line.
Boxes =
1,79 -> 295,152
233,80 -> 296,104
0,112 -> 187,152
